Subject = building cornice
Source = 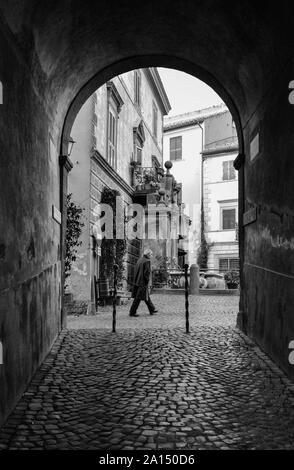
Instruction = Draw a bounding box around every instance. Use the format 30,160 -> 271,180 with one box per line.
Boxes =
164,105 -> 228,131
202,144 -> 239,157
91,150 -> 134,198
145,68 -> 171,115
106,81 -> 124,112
164,117 -> 204,132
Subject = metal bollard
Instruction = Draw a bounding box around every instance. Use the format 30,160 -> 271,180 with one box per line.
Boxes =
184,264 -> 190,334
112,264 -> 118,333
189,264 -> 199,295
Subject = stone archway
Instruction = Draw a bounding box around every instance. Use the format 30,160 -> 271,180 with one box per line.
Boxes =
59,54 -> 245,329
1,0 -> 294,427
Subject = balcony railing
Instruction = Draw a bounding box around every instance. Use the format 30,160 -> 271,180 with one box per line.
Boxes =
132,165 -> 162,190
152,267 -> 240,290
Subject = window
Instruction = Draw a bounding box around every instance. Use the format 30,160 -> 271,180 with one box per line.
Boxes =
106,81 -> 123,170
170,136 -> 182,161
222,208 -> 236,230
222,160 -> 236,180
107,108 -> 117,168
134,71 -> 141,107
91,119 -> 96,149
151,155 -> 160,168
133,121 -> 145,164
219,258 -> 239,272
135,146 -> 142,165
153,103 -> 158,138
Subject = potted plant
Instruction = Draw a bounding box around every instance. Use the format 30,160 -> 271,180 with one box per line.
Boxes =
224,270 -> 240,289
64,193 -> 85,288
143,171 -> 154,190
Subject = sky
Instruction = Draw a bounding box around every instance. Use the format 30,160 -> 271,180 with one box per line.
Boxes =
158,68 -> 224,116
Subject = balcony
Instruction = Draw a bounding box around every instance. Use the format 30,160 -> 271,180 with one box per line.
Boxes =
130,161 -> 183,210
131,163 -> 163,193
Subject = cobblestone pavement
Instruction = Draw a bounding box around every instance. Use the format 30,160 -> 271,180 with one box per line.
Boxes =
67,294 -> 239,330
1,295 -> 294,450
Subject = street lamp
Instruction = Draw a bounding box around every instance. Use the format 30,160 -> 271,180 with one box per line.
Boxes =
67,136 -> 76,157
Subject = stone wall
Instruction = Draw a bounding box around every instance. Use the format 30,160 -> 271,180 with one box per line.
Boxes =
0,23 -> 62,426
240,71 -> 294,377
1,0 -> 294,427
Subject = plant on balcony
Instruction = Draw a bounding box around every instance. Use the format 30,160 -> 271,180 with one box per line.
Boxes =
133,167 -> 143,188
144,171 -> 154,184
224,270 -> 240,289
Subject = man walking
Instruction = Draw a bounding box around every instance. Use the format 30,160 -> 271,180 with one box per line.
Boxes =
129,248 -> 158,317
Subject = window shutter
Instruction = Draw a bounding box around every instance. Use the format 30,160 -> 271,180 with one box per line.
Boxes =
223,161 -> 229,180
223,161 -> 236,180
136,146 -> 142,165
153,105 -> 158,138
170,136 -> 182,161
219,259 -> 229,272
229,162 -> 236,179
222,208 -> 236,229
108,109 -> 117,168
219,258 -> 239,272
229,258 -> 239,270
134,71 -> 141,106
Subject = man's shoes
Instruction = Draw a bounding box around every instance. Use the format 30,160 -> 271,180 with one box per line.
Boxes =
150,310 -> 158,315
129,313 -> 139,317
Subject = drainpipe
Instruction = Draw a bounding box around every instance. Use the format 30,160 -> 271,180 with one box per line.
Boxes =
195,122 -> 204,267
195,122 -> 204,203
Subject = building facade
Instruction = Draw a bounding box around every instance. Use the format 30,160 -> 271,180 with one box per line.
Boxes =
67,68 -> 182,313
163,105 -> 239,272
202,110 -> 239,273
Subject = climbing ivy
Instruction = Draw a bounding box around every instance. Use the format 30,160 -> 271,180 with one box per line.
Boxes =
100,187 -> 127,289
65,194 -> 85,281
197,203 -> 210,270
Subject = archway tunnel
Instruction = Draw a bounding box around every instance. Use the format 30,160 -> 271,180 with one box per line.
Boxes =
0,0 -> 294,427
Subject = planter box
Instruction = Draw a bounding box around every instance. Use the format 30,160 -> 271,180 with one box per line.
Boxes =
153,288 -> 239,296
227,283 -> 239,289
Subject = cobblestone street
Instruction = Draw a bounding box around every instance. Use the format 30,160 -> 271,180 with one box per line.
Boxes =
1,295 -> 294,450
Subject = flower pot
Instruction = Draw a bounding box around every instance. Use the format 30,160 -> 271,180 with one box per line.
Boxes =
227,282 -> 237,289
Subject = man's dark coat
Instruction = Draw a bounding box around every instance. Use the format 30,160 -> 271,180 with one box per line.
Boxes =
131,255 -> 151,301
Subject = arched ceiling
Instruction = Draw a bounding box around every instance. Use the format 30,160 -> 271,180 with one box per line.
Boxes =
0,0 -> 292,138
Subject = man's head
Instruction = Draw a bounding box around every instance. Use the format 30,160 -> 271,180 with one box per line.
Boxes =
143,248 -> 153,259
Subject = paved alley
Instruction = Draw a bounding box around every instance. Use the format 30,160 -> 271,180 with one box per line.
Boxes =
1,295 -> 294,450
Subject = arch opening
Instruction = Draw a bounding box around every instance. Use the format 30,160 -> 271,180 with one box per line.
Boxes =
61,57 -> 244,323
60,55 -> 244,157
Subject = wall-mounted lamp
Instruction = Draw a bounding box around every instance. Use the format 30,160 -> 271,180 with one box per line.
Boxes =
68,136 -> 76,157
